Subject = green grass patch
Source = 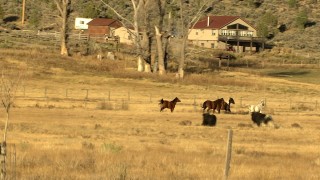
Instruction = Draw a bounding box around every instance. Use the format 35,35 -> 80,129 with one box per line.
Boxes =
262,68 -> 320,85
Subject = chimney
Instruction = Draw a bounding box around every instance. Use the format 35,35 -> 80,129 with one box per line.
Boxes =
207,16 -> 210,27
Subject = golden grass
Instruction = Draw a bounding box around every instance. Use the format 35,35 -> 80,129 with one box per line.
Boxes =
0,48 -> 320,179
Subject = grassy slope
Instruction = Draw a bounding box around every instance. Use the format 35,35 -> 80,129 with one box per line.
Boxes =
0,48 -> 320,179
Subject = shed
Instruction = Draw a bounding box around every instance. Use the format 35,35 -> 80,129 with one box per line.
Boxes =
87,18 -> 122,37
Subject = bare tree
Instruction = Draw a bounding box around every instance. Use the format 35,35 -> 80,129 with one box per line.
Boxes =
154,0 -> 168,75
100,0 -> 153,72
0,69 -> 23,179
54,0 -> 71,56
175,0 -> 213,78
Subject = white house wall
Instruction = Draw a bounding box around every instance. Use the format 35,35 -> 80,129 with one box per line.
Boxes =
75,18 -> 93,30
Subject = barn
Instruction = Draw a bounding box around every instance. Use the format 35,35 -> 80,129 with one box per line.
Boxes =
87,18 -> 122,38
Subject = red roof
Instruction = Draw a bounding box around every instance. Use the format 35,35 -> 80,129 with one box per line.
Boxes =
193,16 -> 246,29
87,18 -> 122,28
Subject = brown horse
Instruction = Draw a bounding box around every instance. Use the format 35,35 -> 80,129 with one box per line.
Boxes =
202,98 -> 226,113
159,97 -> 181,112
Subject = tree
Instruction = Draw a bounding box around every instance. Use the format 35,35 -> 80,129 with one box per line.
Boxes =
0,4 -> 4,22
100,0 -> 153,72
174,0 -> 213,78
0,69 -> 23,179
256,12 -> 278,38
154,0 -> 173,75
54,0 -> 71,56
28,8 -> 42,28
295,9 -> 308,29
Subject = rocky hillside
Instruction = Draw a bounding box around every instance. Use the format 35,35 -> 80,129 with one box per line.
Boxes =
0,0 -> 319,54
211,0 -> 320,52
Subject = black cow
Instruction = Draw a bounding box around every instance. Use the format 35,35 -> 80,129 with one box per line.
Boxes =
202,113 -> 217,126
251,112 -> 273,126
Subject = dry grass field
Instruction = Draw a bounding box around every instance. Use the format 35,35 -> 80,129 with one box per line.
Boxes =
0,48 -> 320,179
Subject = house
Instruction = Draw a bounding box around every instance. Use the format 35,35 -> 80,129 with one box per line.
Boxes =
87,18 -> 122,38
112,27 -> 135,45
74,17 -> 92,30
188,16 -> 265,52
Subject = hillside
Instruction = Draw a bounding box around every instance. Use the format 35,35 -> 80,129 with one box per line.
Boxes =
0,0 -> 319,54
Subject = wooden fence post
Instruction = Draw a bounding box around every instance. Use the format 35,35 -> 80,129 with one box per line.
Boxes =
82,89 -> 89,99
289,99 -> 292,110
193,96 -> 197,112
224,129 -> 233,180
44,88 -> 47,98
108,90 -> 111,101
65,89 -> 68,98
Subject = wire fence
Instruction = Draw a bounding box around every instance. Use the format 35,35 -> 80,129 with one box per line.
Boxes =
10,86 -> 319,113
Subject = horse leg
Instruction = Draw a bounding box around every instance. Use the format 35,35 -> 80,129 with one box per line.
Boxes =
160,106 -> 165,112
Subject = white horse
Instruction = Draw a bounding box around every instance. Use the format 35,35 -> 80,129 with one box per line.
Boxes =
249,100 -> 265,113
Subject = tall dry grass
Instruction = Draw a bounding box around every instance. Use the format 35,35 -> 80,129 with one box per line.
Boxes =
0,47 -> 320,179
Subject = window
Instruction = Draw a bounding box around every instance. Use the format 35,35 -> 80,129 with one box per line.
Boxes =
212,30 -> 215,36
211,43 -> 215,48
80,21 -> 85,24
201,43 -> 204,47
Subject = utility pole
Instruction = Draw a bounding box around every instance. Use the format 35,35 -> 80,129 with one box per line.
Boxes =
21,0 -> 26,25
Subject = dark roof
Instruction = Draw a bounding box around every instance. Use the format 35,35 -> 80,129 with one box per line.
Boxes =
193,16 -> 252,29
87,18 -> 122,27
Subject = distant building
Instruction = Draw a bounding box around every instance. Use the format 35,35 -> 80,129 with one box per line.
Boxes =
188,16 -> 265,52
87,18 -> 122,38
74,18 -> 92,30
112,27 -> 135,45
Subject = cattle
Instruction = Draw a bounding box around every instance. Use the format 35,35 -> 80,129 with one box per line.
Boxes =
202,113 -> 217,126
251,112 -> 273,126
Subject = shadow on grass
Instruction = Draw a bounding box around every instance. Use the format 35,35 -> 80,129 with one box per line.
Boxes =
267,70 -> 310,77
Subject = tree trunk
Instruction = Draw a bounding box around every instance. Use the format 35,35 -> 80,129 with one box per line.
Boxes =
144,63 -> 151,73
137,56 -> 144,72
155,26 -> 165,75
3,111 -> 9,142
54,0 -> 70,56
1,111 -> 8,180
60,0 -> 69,56
178,37 -> 187,78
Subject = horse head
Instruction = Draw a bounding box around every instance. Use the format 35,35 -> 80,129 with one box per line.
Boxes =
229,97 -> 235,104
173,97 -> 181,103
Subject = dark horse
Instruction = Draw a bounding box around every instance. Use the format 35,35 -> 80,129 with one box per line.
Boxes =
159,97 -> 181,112
223,97 -> 235,113
202,97 -> 235,113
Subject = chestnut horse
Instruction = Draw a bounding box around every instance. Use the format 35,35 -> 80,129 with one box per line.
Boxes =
159,97 -> 181,112
202,98 -> 225,113
202,97 -> 235,113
